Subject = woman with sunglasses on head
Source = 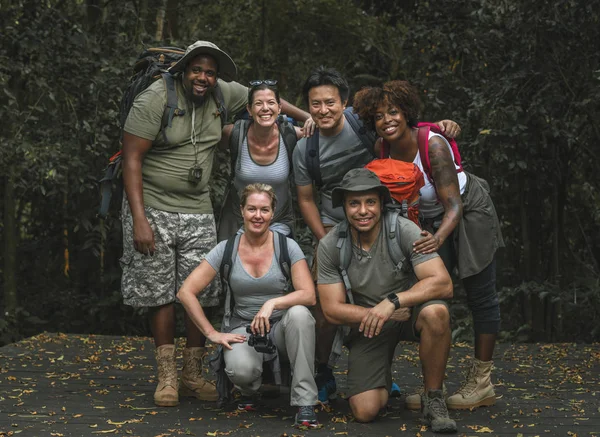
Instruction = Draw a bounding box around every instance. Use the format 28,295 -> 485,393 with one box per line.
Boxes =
178,183 -> 319,428
353,81 -> 504,411
218,80 -> 309,242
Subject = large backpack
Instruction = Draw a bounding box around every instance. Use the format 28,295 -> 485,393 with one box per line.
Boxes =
380,122 -> 464,187
305,107 -> 376,187
219,231 -> 292,330
97,47 -> 228,219
364,159 -> 424,225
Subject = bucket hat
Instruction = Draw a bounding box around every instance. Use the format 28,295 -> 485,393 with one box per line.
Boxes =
331,168 -> 392,208
169,40 -> 237,81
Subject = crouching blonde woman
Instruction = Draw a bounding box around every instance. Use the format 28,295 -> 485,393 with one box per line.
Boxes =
177,183 -> 320,428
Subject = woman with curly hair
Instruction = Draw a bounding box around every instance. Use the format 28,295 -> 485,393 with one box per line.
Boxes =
353,81 -> 504,411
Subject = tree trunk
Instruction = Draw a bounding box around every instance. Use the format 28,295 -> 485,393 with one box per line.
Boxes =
166,0 -> 179,41
155,0 -> 168,42
3,173 -> 18,318
85,0 -> 102,31
136,0 -> 149,43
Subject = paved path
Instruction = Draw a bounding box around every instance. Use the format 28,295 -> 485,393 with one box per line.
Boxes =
1,333 -> 598,436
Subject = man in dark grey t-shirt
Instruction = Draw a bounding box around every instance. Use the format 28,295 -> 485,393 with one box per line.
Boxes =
317,168 -> 457,434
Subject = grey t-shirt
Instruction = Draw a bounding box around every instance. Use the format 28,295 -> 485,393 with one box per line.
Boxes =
317,217 -> 438,308
205,234 -> 305,320
292,121 -> 374,225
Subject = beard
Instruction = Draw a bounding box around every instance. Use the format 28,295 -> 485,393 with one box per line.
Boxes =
185,83 -> 212,106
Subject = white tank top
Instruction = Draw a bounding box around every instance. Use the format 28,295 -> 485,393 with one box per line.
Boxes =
413,132 -> 467,218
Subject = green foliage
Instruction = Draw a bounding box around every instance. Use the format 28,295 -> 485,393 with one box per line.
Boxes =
1,0 -> 599,345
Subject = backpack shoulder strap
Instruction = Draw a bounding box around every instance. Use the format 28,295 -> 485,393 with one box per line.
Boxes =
344,107 -> 377,156
160,72 -> 180,143
277,115 -> 298,166
212,83 -> 228,129
335,221 -> 355,304
305,128 -> 322,186
228,119 -> 250,180
273,231 -> 292,286
384,208 -> 406,269
220,234 -> 241,328
417,125 -> 433,183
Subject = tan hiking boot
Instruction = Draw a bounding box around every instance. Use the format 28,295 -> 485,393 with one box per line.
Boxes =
405,382 -> 447,410
154,344 -> 179,407
446,358 -> 496,410
179,347 -> 218,401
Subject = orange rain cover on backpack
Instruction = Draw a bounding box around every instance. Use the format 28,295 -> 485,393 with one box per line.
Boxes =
364,158 -> 425,226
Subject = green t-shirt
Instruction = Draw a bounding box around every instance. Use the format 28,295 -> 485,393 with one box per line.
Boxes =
317,216 -> 439,308
124,78 -> 248,213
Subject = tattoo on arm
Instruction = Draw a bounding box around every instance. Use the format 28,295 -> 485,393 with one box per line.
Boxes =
429,138 -> 462,227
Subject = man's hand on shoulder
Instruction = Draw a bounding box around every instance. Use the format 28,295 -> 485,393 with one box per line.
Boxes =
359,299 -> 396,338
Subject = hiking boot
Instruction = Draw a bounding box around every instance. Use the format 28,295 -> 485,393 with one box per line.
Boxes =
179,347 -> 218,402
422,389 -> 457,433
295,405 -> 319,428
446,358 -> 496,410
405,382 -> 447,410
154,344 -> 179,407
237,395 -> 258,411
315,369 -> 337,403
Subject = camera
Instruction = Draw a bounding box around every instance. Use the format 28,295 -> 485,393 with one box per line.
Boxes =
188,164 -> 203,184
246,325 -> 276,354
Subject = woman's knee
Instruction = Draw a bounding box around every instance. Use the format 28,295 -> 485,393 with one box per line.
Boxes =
286,305 -> 315,327
224,358 -> 262,386
416,304 -> 450,336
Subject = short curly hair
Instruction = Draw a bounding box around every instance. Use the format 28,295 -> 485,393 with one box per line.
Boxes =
353,80 -> 422,131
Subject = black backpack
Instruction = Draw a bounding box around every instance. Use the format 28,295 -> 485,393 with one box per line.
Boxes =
98,47 -> 228,219
304,107 -> 377,187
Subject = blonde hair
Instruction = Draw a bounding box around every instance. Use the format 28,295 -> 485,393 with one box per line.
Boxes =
240,183 -> 278,210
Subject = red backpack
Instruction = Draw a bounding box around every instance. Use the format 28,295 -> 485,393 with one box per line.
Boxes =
364,158 -> 424,225
380,122 -> 464,186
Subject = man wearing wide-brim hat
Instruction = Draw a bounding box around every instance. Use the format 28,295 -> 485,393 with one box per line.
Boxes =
317,168 -> 458,433
120,40 -> 313,408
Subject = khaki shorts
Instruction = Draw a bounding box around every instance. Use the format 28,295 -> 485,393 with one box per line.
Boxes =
345,300 -> 448,398
120,202 -> 221,308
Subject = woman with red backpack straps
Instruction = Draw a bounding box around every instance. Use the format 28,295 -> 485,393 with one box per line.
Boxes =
353,81 -> 504,411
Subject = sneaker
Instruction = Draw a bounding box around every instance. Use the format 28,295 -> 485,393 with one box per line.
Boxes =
405,383 -> 447,410
316,371 -> 337,403
422,389 -> 457,434
295,405 -> 319,428
446,359 -> 495,410
390,382 -> 402,397
237,395 -> 257,411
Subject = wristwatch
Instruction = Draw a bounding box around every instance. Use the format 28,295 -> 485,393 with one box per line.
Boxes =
387,293 -> 401,310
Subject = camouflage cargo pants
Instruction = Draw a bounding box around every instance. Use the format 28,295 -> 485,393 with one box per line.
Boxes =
120,202 -> 221,308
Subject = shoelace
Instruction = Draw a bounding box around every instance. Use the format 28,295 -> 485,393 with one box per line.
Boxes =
457,365 -> 478,394
429,396 -> 449,417
298,405 -> 315,418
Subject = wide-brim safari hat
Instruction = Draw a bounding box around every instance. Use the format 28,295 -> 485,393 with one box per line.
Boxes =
331,168 -> 392,208
169,40 -> 237,81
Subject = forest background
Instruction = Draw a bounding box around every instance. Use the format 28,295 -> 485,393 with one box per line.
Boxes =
1,0 -> 599,346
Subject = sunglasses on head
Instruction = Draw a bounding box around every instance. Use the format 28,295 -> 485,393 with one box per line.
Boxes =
249,79 -> 278,87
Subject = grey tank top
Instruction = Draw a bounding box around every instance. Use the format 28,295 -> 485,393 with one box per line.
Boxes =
231,136 -> 293,229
